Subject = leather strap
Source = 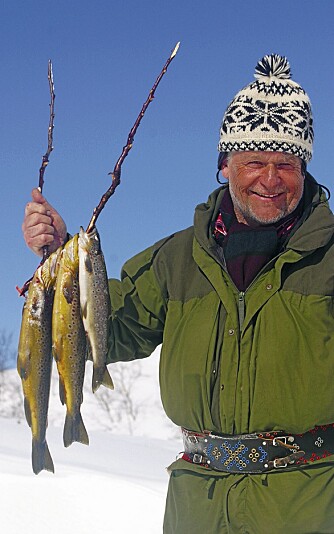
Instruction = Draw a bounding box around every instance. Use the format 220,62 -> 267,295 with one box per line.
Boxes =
181,425 -> 334,473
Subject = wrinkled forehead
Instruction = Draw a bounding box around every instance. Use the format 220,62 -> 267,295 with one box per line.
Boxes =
230,151 -> 302,164
218,151 -> 306,175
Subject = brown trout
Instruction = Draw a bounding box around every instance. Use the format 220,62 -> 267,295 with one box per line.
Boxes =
78,226 -> 114,393
52,234 -> 89,448
17,248 -> 61,474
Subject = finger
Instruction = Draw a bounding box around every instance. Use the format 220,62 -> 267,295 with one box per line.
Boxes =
31,187 -> 48,204
23,210 -> 52,228
31,188 -> 56,215
24,221 -> 55,239
27,232 -> 55,249
25,200 -> 51,218
22,217 -> 53,245
22,217 -> 54,253
24,230 -> 56,256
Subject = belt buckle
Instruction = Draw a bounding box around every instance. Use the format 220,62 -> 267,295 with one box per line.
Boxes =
272,435 -> 294,446
268,435 -> 297,470
187,435 -> 199,444
273,458 -> 288,469
192,453 -> 204,464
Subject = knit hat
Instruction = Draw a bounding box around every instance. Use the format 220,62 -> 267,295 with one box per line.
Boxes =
217,54 -> 314,164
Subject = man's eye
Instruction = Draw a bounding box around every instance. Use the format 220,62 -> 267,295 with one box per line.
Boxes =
246,161 -> 263,169
276,163 -> 295,171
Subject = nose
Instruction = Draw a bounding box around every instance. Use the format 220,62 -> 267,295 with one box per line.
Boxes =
260,163 -> 281,186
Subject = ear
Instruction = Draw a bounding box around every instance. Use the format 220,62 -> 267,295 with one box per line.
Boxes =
221,160 -> 230,180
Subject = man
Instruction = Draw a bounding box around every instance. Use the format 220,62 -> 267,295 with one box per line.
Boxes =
23,54 -> 334,532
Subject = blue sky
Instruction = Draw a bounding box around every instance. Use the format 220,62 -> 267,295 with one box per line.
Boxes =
1,0 -> 334,355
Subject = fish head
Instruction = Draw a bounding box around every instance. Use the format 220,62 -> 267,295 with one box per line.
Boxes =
62,234 -> 79,271
78,226 -> 102,257
28,274 -> 46,322
40,247 -> 63,290
23,264 -> 52,328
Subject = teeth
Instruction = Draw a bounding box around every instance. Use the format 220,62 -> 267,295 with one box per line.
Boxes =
256,193 -> 280,198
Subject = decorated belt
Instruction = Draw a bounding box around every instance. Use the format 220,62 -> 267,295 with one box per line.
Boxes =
181,425 -> 334,473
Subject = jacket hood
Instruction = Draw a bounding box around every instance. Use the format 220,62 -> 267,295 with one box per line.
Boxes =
193,185 -> 226,252
194,174 -> 334,255
287,174 -> 334,252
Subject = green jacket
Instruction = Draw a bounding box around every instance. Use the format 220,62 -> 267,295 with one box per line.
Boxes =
107,175 -> 334,533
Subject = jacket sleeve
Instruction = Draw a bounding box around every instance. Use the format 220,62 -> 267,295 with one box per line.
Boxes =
106,239 -> 169,363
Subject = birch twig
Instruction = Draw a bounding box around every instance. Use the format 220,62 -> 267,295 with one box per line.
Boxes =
16,60 -> 56,296
40,60 -> 55,262
38,60 -> 56,194
86,41 -> 180,234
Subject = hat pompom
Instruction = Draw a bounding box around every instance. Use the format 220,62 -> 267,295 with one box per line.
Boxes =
254,54 -> 291,80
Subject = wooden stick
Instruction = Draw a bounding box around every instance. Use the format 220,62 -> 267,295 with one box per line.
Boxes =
40,60 -> 56,262
38,60 -> 56,194
17,61 -> 56,296
86,41 -> 180,234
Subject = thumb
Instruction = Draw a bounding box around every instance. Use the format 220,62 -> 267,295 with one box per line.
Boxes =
31,187 -> 52,210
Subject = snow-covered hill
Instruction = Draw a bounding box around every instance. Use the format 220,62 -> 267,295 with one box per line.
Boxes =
1,348 -> 183,533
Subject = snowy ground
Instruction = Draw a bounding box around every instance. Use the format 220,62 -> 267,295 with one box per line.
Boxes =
1,350 -> 183,533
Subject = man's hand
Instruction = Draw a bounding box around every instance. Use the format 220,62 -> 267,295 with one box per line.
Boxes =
22,188 -> 67,257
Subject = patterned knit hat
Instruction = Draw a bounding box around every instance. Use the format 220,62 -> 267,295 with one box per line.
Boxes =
217,54 -> 314,163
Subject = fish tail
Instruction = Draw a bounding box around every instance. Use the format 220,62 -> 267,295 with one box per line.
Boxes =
32,438 -> 55,475
92,366 -> 114,393
63,412 -> 89,448
102,367 -> 114,390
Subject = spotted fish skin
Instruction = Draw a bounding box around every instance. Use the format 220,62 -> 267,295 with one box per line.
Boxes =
78,226 -> 114,393
17,248 -> 61,474
52,234 -> 89,448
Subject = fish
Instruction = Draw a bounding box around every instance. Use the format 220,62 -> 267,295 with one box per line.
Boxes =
52,234 -> 89,448
78,226 -> 114,393
17,248 -> 62,474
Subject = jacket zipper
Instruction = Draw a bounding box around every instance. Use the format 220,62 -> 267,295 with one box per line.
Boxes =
206,247 -> 292,429
238,291 -> 245,329
211,245 -> 288,332
208,237 -> 298,334
236,247 -> 291,331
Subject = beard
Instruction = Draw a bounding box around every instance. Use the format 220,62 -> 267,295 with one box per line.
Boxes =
229,184 -> 303,226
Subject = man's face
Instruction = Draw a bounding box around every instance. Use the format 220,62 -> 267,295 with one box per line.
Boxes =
221,151 -> 304,226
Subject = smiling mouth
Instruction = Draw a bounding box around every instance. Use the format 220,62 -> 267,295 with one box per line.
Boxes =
251,192 -> 284,199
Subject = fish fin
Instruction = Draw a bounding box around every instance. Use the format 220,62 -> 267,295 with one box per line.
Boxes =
103,368 -> 114,390
52,331 -> 63,362
62,278 -> 74,304
81,300 -> 88,320
63,413 -> 89,447
40,266 -> 53,292
24,398 -> 32,428
18,360 -> 28,380
17,348 -> 31,379
85,338 -> 92,361
17,363 -> 24,380
59,379 -> 66,405
32,439 -> 55,475
92,366 -> 114,393
84,254 -> 93,274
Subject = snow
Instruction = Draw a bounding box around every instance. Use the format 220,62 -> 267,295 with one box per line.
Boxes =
1,349 -> 183,533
